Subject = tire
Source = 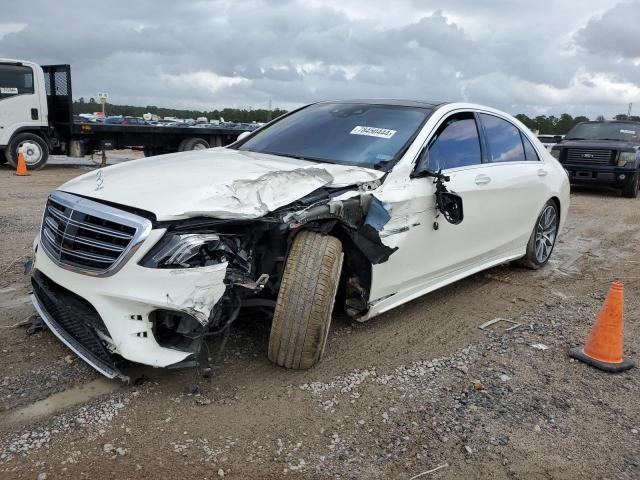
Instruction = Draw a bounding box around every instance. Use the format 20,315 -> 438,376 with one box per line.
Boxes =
268,231 -> 343,370
178,137 -> 209,152
5,133 -> 49,170
143,147 -> 164,157
622,172 -> 639,198
515,199 -> 559,270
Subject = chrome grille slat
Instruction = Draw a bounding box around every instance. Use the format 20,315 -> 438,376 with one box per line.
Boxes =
565,148 -> 612,165
71,235 -> 127,252
48,205 -> 134,240
58,246 -> 115,263
40,191 -> 152,276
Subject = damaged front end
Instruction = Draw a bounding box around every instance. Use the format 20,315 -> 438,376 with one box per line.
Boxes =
143,184 -> 396,370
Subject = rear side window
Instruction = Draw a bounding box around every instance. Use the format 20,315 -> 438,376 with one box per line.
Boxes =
521,134 -> 539,161
0,64 -> 34,99
479,113 -> 526,163
426,114 -> 482,170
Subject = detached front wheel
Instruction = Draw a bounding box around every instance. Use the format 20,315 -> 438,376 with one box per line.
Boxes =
268,231 -> 343,370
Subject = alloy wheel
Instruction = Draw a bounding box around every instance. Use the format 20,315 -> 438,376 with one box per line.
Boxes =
534,205 -> 558,263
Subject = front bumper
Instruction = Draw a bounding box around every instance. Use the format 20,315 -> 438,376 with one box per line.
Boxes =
30,229 -> 229,375
563,164 -> 635,187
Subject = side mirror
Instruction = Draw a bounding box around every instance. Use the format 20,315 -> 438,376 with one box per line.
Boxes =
237,131 -> 251,141
436,191 -> 464,225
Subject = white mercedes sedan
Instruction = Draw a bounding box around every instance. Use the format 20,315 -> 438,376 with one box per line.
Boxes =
30,100 -> 569,379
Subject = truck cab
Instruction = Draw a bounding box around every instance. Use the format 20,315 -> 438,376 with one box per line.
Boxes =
551,121 -> 640,198
0,59 -> 51,169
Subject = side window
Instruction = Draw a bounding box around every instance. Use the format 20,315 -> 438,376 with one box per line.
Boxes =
0,64 -> 34,100
479,113 -> 526,163
425,114 -> 482,171
521,133 -> 540,161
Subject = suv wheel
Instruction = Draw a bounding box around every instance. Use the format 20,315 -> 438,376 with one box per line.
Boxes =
268,231 -> 343,370
622,172 -> 639,198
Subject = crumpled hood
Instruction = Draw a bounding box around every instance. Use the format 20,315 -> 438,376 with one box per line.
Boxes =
59,148 -> 384,220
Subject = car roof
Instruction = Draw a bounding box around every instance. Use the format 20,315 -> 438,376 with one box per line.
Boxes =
317,99 -> 447,109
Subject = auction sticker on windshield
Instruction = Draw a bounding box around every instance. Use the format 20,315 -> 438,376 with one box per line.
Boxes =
620,129 -> 636,135
0,87 -> 18,94
350,126 -> 397,139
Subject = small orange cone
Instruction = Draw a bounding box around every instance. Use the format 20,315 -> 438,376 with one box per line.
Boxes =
569,281 -> 634,372
14,149 -> 30,176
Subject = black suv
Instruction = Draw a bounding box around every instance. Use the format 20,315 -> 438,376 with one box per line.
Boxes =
551,121 -> 640,198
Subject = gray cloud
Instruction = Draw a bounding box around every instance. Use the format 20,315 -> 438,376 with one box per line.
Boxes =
0,0 -> 638,117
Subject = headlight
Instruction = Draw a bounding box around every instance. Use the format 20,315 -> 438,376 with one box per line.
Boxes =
618,151 -> 637,167
140,233 -> 225,268
550,149 -> 561,160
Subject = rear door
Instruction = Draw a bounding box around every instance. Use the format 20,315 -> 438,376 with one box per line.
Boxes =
474,112 -> 551,254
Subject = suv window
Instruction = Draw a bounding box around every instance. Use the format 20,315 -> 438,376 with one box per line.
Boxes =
479,113 -> 526,163
0,64 -> 34,99
425,113 -> 482,170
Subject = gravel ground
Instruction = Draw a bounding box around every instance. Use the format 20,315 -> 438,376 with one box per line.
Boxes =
0,156 -> 638,479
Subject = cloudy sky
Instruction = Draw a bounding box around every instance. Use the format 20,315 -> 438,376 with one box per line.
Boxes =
1,0 -> 639,118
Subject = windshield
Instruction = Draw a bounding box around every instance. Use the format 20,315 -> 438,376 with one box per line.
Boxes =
236,102 -> 431,170
565,122 -> 640,141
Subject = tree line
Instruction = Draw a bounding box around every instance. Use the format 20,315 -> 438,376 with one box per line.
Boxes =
73,98 -> 287,123
73,98 -> 639,133
515,113 -> 640,134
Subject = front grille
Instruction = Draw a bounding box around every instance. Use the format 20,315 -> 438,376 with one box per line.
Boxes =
565,148 -> 613,165
40,191 -> 151,275
31,270 -> 117,371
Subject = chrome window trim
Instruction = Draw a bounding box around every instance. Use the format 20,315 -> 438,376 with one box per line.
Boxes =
40,190 -> 152,277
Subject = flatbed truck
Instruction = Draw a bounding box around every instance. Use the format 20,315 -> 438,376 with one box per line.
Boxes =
0,60 -> 252,170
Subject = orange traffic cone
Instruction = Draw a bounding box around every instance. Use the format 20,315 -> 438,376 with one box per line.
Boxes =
569,281 -> 634,372
14,149 -> 30,176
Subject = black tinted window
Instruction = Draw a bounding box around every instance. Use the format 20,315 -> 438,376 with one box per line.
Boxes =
238,103 -> 429,170
0,64 -> 34,99
480,114 -> 526,163
426,115 -> 481,170
522,134 -> 539,161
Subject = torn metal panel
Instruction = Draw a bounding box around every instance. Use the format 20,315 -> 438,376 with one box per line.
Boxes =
364,196 -> 391,231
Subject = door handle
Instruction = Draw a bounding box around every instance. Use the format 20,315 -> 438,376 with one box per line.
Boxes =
537,168 -> 548,177
475,174 -> 491,185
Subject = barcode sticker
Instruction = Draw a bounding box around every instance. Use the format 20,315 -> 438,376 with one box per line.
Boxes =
350,126 -> 396,139
0,87 -> 18,94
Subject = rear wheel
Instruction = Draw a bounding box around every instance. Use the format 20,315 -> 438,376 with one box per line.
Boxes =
5,133 -> 49,170
515,200 -> 559,269
268,231 -> 343,370
622,172 -> 639,198
143,147 -> 165,157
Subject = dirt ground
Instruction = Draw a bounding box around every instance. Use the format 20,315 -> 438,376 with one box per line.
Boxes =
0,155 -> 638,479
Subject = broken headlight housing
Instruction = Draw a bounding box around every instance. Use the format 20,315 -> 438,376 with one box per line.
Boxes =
140,233 -> 227,269
550,148 -> 561,160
